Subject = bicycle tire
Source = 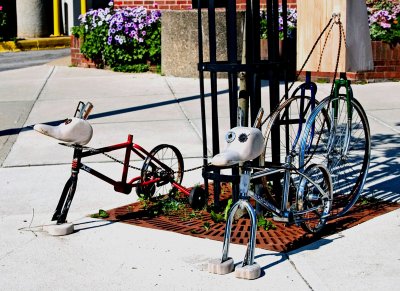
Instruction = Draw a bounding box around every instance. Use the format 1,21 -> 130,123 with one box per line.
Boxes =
299,95 -> 371,217
138,144 -> 184,199
297,163 -> 333,233
259,95 -> 329,205
262,95 -> 330,166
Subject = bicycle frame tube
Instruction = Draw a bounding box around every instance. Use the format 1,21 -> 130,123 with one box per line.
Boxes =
249,164 -> 289,217
53,135 -> 191,224
78,135 -> 189,193
289,72 -> 317,153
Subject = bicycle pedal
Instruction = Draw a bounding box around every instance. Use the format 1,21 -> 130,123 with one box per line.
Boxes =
273,212 -> 294,223
114,182 -> 132,194
272,215 -> 289,223
306,193 -> 320,201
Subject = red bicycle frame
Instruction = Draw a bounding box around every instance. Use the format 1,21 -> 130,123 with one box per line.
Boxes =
52,134 -> 191,224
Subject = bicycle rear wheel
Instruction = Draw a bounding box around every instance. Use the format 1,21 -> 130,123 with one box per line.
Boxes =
138,144 -> 184,199
297,163 -> 333,233
299,95 -> 371,217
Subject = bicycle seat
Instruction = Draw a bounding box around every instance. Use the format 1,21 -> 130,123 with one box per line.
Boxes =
211,126 -> 264,167
34,117 -> 93,145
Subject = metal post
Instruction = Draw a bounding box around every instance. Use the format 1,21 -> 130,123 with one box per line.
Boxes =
53,0 -> 61,36
80,0 -> 86,15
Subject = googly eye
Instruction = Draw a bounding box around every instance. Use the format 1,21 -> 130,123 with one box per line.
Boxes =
225,131 -> 236,143
238,133 -> 248,143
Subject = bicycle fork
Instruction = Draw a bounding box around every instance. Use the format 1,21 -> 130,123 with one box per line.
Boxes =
52,147 -> 82,224
327,78 -> 353,168
208,165 -> 261,280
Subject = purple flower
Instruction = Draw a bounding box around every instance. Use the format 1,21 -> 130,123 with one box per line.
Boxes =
78,5 -> 161,47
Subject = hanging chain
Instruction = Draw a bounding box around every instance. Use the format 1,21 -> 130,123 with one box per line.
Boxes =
260,16 -> 334,127
58,16 -> 347,177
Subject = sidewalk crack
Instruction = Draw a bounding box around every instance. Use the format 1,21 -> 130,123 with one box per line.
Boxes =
284,253 -> 314,291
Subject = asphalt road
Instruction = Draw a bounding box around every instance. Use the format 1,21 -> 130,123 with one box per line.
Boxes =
0,48 -> 70,72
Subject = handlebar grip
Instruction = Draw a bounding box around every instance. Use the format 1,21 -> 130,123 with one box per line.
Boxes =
82,102 -> 94,120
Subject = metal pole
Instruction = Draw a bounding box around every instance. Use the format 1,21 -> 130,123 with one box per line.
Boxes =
197,3 -> 209,199
53,0 -> 60,36
80,0 -> 87,15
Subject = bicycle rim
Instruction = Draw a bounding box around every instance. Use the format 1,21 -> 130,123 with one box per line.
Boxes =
140,144 -> 184,198
299,96 -> 371,217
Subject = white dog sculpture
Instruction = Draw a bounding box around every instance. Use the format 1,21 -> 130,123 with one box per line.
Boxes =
34,117 -> 93,145
211,126 -> 264,166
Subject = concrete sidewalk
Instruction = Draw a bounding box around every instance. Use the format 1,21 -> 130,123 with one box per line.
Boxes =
0,64 -> 399,290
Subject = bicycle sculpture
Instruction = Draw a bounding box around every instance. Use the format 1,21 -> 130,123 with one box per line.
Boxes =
34,101 -> 207,236
208,14 -> 371,280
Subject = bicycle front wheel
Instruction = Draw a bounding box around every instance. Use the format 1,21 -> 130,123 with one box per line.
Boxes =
299,95 -> 371,217
138,144 -> 184,199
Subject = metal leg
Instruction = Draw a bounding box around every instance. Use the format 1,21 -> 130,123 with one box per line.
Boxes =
208,168 -> 261,279
56,174 -> 78,224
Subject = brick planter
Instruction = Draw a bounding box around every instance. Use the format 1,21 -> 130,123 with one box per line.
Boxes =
71,34 -> 400,81
70,35 -> 98,68
300,41 -> 400,82
352,41 -> 400,81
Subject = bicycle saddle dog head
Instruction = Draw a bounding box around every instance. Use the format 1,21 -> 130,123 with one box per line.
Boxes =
211,126 -> 264,167
34,117 -> 93,145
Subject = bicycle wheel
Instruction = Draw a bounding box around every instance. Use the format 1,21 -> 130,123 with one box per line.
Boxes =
297,163 -> 333,233
262,95 -> 330,166
299,95 -> 371,217
138,144 -> 184,199
260,95 -> 329,204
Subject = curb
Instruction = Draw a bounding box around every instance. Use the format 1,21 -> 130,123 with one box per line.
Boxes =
0,36 -> 70,53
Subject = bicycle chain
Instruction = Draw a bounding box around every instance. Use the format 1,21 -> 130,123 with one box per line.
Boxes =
59,143 -> 208,173
261,16 -> 334,128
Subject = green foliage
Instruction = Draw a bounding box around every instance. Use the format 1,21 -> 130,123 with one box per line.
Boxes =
90,209 -> 110,218
223,199 -> 233,221
73,5 -> 161,72
112,63 -> 149,73
257,215 -> 276,231
202,222 -> 211,231
0,2 -> 7,40
138,195 -> 185,216
210,210 -> 225,223
367,0 -> 400,44
260,7 -> 297,40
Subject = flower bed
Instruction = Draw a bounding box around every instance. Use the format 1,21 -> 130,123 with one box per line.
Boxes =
72,2 -> 161,72
367,0 -> 400,44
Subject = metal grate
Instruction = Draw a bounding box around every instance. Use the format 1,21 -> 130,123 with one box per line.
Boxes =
102,185 -> 399,253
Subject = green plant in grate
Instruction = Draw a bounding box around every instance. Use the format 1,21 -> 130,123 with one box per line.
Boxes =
90,209 -> 110,218
257,215 -> 276,231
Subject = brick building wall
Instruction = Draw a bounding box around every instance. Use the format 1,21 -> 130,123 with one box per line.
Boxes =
113,0 -> 297,10
72,1 -> 400,81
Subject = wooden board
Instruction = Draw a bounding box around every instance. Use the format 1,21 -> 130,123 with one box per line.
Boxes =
297,0 -> 373,72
